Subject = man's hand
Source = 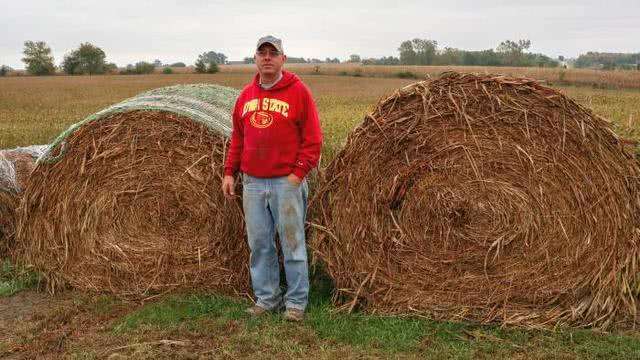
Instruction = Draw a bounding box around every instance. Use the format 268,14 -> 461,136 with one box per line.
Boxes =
287,173 -> 302,186
222,175 -> 236,198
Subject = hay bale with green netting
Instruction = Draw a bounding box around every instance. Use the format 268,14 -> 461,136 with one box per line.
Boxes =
15,84 -> 249,298
311,72 -> 640,329
0,145 -> 48,256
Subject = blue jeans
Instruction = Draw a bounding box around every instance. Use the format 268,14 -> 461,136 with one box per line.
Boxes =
242,173 -> 310,311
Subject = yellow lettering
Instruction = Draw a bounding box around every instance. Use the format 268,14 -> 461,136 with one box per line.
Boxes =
268,101 -> 278,112
249,98 -> 290,117
242,99 -> 259,116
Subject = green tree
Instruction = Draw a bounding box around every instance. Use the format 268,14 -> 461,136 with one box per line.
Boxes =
22,41 -> 55,75
412,39 -> 438,65
62,43 -> 107,75
197,51 -> 227,65
348,54 -> 361,63
134,61 -> 155,74
104,62 -> 118,74
170,62 -> 186,67
287,57 -> 307,63
574,52 -> 640,69
195,51 -> 224,73
434,47 -> 463,65
0,65 -> 12,76
496,39 -> 531,66
194,57 -> 208,73
398,40 -> 417,65
362,56 -> 400,65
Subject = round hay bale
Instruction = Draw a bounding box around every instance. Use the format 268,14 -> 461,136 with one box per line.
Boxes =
0,191 -> 19,256
0,146 -> 47,256
15,84 -> 249,298
312,72 -> 640,328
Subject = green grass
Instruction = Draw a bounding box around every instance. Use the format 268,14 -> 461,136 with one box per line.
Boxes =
112,294 -> 246,333
106,293 -> 640,359
108,272 -> 640,359
0,259 -> 39,297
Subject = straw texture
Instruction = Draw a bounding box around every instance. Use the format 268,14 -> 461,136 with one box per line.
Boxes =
0,146 -> 47,256
312,72 -> 640,329
15,84 -> 248,298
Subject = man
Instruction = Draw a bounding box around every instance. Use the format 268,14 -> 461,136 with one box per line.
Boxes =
222,35 -> 322,322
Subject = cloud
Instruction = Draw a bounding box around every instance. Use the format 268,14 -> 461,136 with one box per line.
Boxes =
2,0 -> 638,68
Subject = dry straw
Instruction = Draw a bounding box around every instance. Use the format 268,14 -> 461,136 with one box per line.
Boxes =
0,146 -> 47,256
15,85 -> 249,298
311,72 -> 640,329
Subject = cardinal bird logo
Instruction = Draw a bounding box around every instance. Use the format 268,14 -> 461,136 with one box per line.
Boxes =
250,111 -> 274,129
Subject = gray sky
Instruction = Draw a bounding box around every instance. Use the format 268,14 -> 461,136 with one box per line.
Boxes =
2,0 -> 638,69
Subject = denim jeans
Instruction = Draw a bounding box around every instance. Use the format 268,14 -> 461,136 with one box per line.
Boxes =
242,173 -> 309,311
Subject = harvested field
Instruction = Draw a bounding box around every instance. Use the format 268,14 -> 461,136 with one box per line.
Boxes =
218,64 -> 640,90
0,146 -> 47,256
14,84 -> 250,298
312,72 -> 640,329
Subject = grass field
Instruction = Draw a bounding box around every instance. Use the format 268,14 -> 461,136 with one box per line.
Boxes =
217,63 -> 640,90
1,72 -> 640,359
146,63 -> 640,90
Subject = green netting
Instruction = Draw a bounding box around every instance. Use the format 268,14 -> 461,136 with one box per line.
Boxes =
41,83 -> 239,163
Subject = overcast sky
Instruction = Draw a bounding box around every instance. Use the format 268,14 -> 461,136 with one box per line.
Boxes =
2,0 -> 638,68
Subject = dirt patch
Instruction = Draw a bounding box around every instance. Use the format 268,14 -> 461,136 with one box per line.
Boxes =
0,290 -> 132,359
0,290 -> 52,337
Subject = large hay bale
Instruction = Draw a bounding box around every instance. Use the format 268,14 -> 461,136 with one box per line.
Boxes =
0,146 -> 48,256
15,84 -> 248,298
312,72 -> 640,328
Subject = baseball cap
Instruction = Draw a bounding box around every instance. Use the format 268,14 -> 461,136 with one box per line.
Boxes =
256,35 -> 284,54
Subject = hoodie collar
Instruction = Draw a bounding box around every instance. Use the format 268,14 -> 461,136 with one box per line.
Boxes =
260,72 -> 283,89
252,70 -> 298,91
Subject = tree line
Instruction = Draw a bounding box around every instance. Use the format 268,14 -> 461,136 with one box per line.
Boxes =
4,39 -> 639,76
358,39 -> 558,67
6,41 -> 231,76
574,52 -> 640,70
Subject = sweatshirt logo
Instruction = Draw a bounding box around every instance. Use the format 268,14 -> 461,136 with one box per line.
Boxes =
242,98 -> 290,118
250,111 -> 274,128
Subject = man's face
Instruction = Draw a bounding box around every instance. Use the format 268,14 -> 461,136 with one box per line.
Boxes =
255,43 -> 286,77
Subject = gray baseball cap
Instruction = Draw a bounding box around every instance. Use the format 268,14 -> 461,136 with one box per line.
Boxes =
256,35 -> 284,53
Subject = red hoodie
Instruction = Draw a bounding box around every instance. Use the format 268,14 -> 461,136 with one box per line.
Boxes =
224,71 -> 322,179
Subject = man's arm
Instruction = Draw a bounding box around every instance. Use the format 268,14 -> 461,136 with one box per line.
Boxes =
291,85 -> 323,180
222,100 -> 244,197
224,100 -> 244,176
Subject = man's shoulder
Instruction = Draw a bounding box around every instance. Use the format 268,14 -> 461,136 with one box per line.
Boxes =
289,77 -> 312,96
234,83 -> 256,103
240,82 -> 255,94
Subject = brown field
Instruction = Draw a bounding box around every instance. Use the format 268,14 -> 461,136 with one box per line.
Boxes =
1,73 -> 640,358
221,63 -> 640,89
1,72 -> 639,156
8,63 -> 640,90
0,73 -> 413,151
